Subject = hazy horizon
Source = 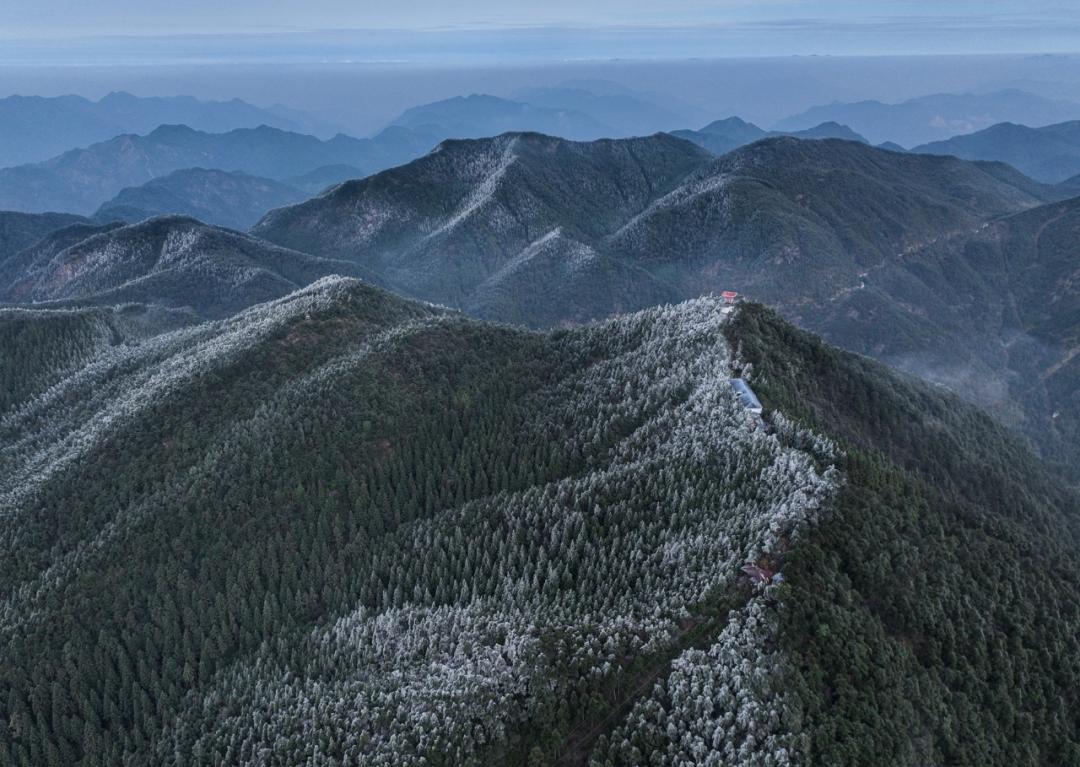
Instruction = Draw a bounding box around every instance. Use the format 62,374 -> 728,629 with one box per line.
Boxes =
4,1 -> 1080,63
5,2 -> 1080,137
6,54 -> 1080,139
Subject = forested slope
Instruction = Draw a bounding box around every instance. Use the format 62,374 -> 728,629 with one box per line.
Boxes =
0,283 -> 836,765
717,305 -> 1080,766
1,282 -> 1077,765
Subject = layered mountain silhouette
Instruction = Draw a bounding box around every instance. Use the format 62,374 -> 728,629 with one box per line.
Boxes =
0,123 -> 437,214
914,120 -> 1080,183
93,169 -> 308,230
672,116 -> 868,156
775,89 -> 1080,146
282,163 -> 365,194
253,131 -> 1078,464
386,93 -> 618,141
0,91 -> 324,168
0,216 -> 379,319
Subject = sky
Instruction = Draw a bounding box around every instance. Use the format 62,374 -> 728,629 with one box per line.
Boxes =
3,1 -> 1080,61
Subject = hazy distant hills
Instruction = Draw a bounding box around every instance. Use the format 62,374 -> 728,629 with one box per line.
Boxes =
1060,172 -> 1080,194
0,123 -> 437,214
0,91 -> 319,168
774,89 -> 1080,146
93,169 -> 308,230
387,93 -> 618,141
913,120 -> 1080,183
510,84 -> 689,135
671,116 -> 868,155
0,216 -> 379,319
282,163 -> 365,194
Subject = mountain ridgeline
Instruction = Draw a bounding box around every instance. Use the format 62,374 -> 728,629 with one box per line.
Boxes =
0,123 -> 436,215
671,116 -> 869,156
93,169 -> 308,231
774,89 -> 1080,147
914,119 -> 1080,183
254,132 -> 1051,321
0,91 -> 319,168
1,273 -> 1078,765
0,216 -> 383,321
250,132 -> 1080,465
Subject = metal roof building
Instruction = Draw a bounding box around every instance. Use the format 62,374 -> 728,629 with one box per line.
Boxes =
730,378 -> 763,415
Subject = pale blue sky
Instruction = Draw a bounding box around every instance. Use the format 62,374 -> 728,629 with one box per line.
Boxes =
3,0 -> 1080,61
4,0 -> 1078,37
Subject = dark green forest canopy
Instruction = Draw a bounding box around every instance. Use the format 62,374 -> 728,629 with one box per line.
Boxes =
1,282 -> 1077,765
724,304 -> 1080,766
0,284 -> 840,764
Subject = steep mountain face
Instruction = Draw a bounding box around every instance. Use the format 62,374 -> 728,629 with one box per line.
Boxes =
0,124 -> 437,215
255,133 -> 1051,319
0,216 -> 379,319
254,132 -> 713,312
93,168 -> 308,230
0,211 -> 90,260
1,278 -> 1076,766
387,94 -> 618,141
796,195 -> 1080,470
722,305 -> 1080,767
775,89 -> 1080,146
0,91 -> 314,168
914,120 -> 1080,183
671,117 -> 868,156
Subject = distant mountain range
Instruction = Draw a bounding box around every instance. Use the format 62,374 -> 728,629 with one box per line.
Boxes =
775,89 -> 1080,147
3,129 -> 1077,466
509,84 -> 690,135
93,169 -> 308,231
913,120 -> 1080,183
254,133 -> 1048,321
0,124 -> 436,215
4,88 -> 702,217
0,91 -> 327,168
282,164 -> 365,194
387,93 -> 618,141
254,132 -> 1079,466
671,116 -> 868,155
